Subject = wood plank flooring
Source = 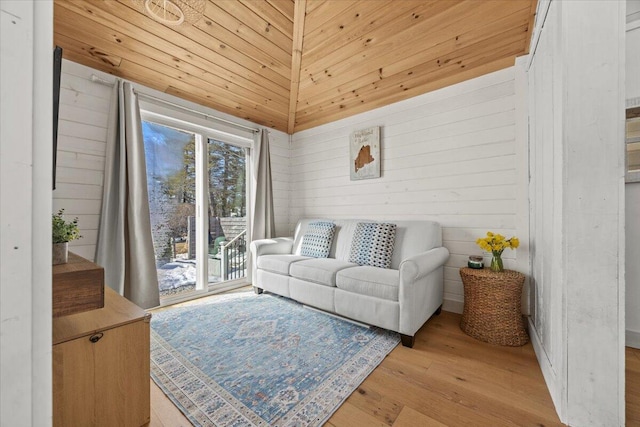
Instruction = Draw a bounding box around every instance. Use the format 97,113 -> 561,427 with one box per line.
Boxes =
148,295 -> 640,426
628,346 -> 640,425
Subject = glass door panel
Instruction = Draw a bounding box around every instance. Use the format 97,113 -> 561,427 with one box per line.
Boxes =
142,121 -> 197,299
207,139 -> 247,285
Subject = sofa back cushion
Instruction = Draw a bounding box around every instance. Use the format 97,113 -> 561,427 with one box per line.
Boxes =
292,219 -> 442,270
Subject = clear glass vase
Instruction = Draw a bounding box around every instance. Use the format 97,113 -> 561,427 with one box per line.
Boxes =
490,251 -> 504,272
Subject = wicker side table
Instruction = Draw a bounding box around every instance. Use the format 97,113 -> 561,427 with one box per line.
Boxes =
459,267 -> 528,346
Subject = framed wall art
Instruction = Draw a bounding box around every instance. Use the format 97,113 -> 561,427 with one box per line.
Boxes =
350,126 -> 380,180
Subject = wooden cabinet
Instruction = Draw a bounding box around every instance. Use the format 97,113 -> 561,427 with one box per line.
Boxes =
53,287 -> 151,426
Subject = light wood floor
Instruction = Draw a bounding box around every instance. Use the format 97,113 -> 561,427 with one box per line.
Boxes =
629,346 -> 640,425
149,302 -> 640,426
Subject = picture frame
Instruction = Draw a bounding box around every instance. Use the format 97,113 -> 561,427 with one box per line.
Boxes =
350,126 -> 380,180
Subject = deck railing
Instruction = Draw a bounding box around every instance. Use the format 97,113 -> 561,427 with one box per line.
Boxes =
220,229 -> 246,281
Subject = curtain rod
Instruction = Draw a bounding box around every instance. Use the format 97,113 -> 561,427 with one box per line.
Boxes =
89,74 -> 260,134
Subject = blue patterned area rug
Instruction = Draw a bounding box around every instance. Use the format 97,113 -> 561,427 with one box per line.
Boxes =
150,292 -> 400,426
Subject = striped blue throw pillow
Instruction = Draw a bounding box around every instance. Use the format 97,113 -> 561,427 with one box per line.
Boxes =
300,221 -> 336,258
349,222 -> 397,269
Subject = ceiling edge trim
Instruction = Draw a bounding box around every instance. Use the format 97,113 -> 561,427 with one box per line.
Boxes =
287,0 -> 307,134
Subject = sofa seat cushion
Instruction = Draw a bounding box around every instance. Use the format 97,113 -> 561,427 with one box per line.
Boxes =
257,255 -> 310,275
336,266 -> 400,301
289,258 -> 358,287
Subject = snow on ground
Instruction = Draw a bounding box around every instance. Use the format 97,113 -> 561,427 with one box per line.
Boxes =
157,260 -> 196,294
157,259 -> 229,298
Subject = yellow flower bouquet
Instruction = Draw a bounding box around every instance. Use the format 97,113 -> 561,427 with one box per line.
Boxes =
476,232 -> 519,272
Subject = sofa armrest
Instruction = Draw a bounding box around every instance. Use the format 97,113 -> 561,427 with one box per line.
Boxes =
399,247 -> 450,283
250,237 -> 294,257
398,246 -> 449,337
249,237 -> 294,288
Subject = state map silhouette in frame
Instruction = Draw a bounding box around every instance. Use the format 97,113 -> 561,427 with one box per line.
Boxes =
350,126 -> 380,181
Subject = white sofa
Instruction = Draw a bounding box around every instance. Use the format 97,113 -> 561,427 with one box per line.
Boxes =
250,219 -> 449,347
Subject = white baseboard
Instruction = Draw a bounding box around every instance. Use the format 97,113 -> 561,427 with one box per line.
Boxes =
627,329 -> 640,349
528,318 -> 566,423
443,298 -> 463,314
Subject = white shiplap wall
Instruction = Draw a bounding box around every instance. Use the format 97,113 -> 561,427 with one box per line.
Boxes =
269,132 -> 291,237
290,67 -> 529,313
54,60 -> 291,260
53,61 -> 111,260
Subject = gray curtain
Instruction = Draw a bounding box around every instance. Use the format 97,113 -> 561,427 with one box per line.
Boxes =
250,129 -> 276,241
95,81 -> 160,309
248,129 -> 276,286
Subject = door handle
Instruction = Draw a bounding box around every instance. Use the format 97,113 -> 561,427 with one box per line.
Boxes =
89,332 -> 104,343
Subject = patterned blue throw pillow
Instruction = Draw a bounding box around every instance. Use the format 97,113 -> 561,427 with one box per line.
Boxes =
300,221 -> 336,258
349,222 -> 397,269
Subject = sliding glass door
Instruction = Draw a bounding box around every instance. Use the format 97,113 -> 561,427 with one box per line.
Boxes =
207,139 -> 247,285
143,121 -> 197,299
142,119 -> 250,303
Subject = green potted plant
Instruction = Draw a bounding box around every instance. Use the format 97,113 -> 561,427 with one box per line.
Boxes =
52,209 -> 81,265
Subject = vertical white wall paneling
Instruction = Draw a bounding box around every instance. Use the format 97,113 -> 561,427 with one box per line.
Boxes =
626,1 -> 640,349
528,0 -> 626,424
1,3 -> 34,423
290,67 -> 529,314
563,1 -> 625,423
32,2 -> 54,424
0,1 -> 53,425
527,0 -> 566,418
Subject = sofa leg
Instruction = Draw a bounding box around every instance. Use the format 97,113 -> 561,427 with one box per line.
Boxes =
400,334 -> 415,348
253,287 -> 263,295
435,304 -> 442,315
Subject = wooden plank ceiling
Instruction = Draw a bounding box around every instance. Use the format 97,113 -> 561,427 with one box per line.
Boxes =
54,0 -> 537,134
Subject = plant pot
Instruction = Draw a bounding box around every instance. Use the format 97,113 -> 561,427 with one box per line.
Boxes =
53,242 -> 69,265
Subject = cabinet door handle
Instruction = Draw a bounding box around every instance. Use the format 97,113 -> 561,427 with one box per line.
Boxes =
89,333 -> 104,343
